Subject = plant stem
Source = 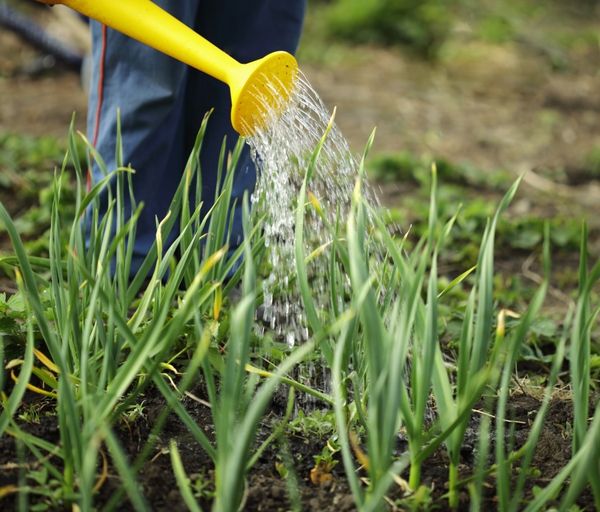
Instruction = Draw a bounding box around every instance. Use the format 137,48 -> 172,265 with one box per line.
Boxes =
449,461 -> 459,509
409,456 -> 421,490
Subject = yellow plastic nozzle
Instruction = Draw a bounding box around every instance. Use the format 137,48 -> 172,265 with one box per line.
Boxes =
229,51 -> 298,136
54,0 -> 298,136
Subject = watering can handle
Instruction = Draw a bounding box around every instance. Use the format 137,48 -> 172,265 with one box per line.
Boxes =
39,0 -> 241,84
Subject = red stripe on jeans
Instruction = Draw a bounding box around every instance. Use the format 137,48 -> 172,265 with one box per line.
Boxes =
88,24 -> 108,191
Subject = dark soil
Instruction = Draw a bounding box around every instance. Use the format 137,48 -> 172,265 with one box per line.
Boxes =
0,384 -> 596,511
0,385 -> 355,511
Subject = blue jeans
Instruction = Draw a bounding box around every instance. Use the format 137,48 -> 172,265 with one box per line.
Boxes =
87,1 -> 306,274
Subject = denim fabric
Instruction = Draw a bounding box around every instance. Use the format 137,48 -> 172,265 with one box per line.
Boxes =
87,0 -> 306,274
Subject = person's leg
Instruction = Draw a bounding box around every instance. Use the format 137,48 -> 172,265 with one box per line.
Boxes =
87,0 -> 306,274
86,2 -> 200,272
182,0 -> 307,250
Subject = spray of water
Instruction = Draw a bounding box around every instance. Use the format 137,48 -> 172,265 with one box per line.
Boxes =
247,72 -> 381,347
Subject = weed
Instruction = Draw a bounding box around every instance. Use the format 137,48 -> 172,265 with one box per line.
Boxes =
310,444 -> 339,485
287,409 -> 336,439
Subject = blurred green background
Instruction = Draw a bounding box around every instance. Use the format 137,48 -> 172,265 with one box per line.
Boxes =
1,0 -> 600,324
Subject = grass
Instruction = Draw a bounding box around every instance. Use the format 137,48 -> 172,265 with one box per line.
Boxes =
0,120 -> 599,510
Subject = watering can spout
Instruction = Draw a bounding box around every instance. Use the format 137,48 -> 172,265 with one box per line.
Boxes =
43,0 -> 298,136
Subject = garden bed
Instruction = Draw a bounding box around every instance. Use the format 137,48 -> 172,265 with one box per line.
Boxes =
2,2 -> 600,510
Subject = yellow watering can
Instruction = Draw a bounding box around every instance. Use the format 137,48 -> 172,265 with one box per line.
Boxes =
40,0 -> 298,136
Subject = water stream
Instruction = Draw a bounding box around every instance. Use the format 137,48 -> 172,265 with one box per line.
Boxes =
247,72 -> 381,348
